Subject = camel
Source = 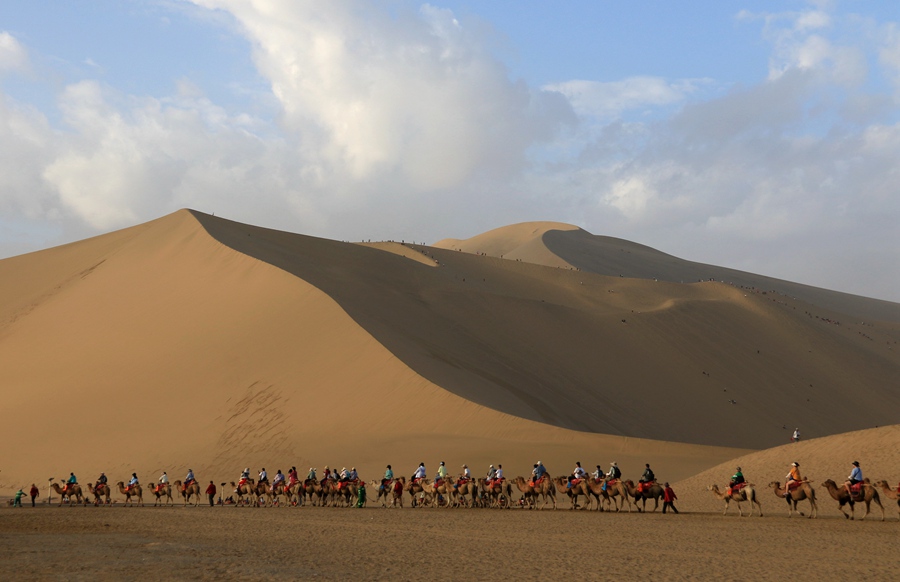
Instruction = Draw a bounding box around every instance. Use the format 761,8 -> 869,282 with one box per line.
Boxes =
768,481 -> 817,518
404,477 -> 431,508
86,483 -> 111,506
707,484 -> 762,517
115,481 -> 144,507
477,478 -> 513,509
512,476 -> 555,510
623,480 -> 664,512
50,483 -> 85,506
230,479 -> 257,506
428,478 -> 457,508
583,478 -> 631,512
174,480 -> 201,507
874,481 -> 900,519
820,479 -> 884,521
453,478 -> 478,508
553,477 -> 591,510
300,479 -> 325,506
149,483 -> 173,507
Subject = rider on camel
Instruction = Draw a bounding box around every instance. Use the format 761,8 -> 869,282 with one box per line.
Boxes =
127,473 -> 139,492
158,471 -> 169,493
239,467 -> 250,489
844,461 -> 863,498
339,467 -> 349,482
184,469 -> 195,491
461,464 -> 471,481
568,462 -> 585,488
381,465 -> 393,490
783,462 -> 801,497
533,461 -> 547,484
258,468 -> 268,485
486,465 -> 496,481
603,462 -> 621,491
349,467 -> 358,481
592,465 -> 603,481
639,463 -> 655,493
495,465 -> 504,482
287,467 -> 299,488
271,469 -> 285,492
728,466 -> 744,495
436,461 -> 447,483
96,472 -> 108,489
307,467 -> 317,482
413,463 -> 426,483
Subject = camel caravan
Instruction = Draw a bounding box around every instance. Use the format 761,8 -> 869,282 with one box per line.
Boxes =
37,459 -> 900,521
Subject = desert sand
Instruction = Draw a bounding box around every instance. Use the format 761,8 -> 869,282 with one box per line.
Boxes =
1,209 -> 899,577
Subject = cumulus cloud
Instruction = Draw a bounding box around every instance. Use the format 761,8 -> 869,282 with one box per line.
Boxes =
0,32 -> 28,72
542,77 -> 703,120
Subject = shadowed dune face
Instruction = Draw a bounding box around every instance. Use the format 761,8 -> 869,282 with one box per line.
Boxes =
193,212 -> 900,449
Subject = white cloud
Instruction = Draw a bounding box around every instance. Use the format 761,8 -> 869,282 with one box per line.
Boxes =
542,77 -> 702,120
0,32 -> 28,72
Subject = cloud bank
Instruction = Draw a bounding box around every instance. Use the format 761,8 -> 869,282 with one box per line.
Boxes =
0,1 -> 899,301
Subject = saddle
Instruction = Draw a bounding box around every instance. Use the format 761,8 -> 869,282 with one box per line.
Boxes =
530,476 -> 545,488
849,482 -> 865,499
606,478 -> 618,488
637,480 -> 654,493
457,478 -> 469,487
155,484 -> 166,493
183,479 -> 195,491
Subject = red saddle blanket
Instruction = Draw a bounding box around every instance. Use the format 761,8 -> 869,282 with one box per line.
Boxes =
637,481 -> 655,493
605,479 -> 618,488
850,482 -> 864,496
182,480 -> 194,491
787,481 -> 803,491
238,479 -> 249,489
393,481 -> 403,493
570,478 -> 582,486
434,479 -> 444,488
155,484 -> 166,493
529,476 -> 545,488
457,478 -> 470,487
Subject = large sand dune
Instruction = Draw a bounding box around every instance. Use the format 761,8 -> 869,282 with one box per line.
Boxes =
0,210 -> 898,490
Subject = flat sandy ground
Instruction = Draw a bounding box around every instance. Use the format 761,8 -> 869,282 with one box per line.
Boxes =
1,503 -> 897,581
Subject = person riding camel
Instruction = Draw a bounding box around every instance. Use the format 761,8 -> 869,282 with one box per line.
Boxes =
238,468 -> 251,490
783,462 -> 801,497
183,469 -> 195,491
349,467 -> 358,482
461,464 -> 471,481
486,464 -> 497,482
639,463 -> 655,493
592,465 -> 603,481
339,467 -> 349,483
728,466 -> 745,496
436,461 -> 447,484
63,472 -> 77,494
413,463 -> 426,483
287,467 -> 299,489
96,472 -> 108,490
321,467 -> 331,485
271,470 -> 285,493
568,462 -> 585,488
258,468 -> 268,485
307,467 -> 317,483
157,471 -> 169,493
495,465 -> 504,483
381,465 -> 393,490
533,461 -> 547,486
844,461 -> 863,499
603,462 -> 621,491
126,473 -> 139,492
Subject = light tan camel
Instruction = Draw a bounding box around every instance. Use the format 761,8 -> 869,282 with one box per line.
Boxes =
512,476 -> 555,510
174,480 -> 201,507
404,477 -> 431,508
50,483 -> 85,506
301,479 -> 325,506
87,483 -> 111,506
874,480 -> 900,519
149,483 -> 173,507
820,479 -> 884,521
115,481 -> 144,507
768,481 -> 817,518
553,476 -> 591,510
585,478 -> 631,512
230,479 -> 256,506
623,480 -> 664,512
477,478 -> 513,508
707,483 -> 762,517
453,477 -> 478,508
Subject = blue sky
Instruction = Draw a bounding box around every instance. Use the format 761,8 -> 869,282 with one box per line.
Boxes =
1,0 -> 899,301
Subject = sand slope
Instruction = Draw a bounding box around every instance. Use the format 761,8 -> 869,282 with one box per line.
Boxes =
436,222 -> 900,322
675,424 -> 900,518
1,210 -> 898,491
0,210 -> 743,490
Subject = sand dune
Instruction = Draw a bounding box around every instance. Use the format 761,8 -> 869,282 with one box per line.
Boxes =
0,210 -> 898,492
436,222 -> 900,322
675,424 -> 900,518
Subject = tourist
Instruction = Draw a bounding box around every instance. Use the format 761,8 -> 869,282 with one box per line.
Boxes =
662,483 -> 678,514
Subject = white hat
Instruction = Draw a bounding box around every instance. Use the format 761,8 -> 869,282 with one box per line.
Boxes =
490,464 -> 494,468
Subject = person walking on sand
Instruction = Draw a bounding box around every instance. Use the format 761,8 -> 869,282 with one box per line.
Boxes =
29,483 -> 39,507
14,487 -> 25,507
792,428 -> 800,443
206,481 -> 216,506
662,483 -> 678,514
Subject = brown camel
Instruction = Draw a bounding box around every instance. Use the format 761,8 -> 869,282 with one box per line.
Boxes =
768,481 -> 817,518
512,476 -> 555,510
477,478 -> 513,508
115,481 -> 144,507
50,483 -> 85,506
453,477 -> 478,508
707,484 -> 762,517
86,483 -> 111,506
553,477 -> 591,510
874,481 -> 900,519
149,483 -> 173,507
300,479 -> 325,506
404,477 -> 430,508
584,478 -> 631,512
174,480 -> 201,507
623,480 -> 664,512
230,479 -> 256,506
820,479 -> 884,521
370,479 -> 395,507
